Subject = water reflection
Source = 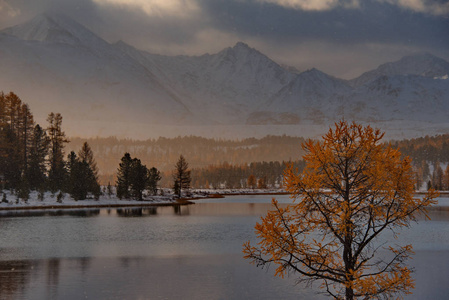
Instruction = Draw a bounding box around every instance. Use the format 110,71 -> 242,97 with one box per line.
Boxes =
0,256 -> 316,300
0,209 -> 100,218
116,207 -> 158,217
1,204 -> 447,219
0,260 -> 36,300
47,259 -> 60,299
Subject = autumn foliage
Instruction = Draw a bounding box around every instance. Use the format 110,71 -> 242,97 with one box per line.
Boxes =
243,121 -> 438,299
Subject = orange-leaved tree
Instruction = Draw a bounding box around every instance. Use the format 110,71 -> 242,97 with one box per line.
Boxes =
243,121 -> 438,300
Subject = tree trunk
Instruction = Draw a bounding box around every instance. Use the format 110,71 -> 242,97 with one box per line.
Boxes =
346,286 -> 354,300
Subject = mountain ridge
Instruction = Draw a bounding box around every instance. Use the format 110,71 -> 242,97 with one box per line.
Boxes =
0,13 -> 448,137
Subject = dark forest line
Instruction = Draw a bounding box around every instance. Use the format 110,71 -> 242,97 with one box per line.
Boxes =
68,133 -> 449,190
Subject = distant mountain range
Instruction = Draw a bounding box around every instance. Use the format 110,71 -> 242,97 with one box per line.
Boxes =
1,13 -> 448,137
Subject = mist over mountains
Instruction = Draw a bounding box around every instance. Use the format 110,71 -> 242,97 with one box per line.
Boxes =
1,13 -> 448,139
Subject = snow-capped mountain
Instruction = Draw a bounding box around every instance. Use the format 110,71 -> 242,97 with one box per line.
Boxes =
0,13 -> 194,130
350,53 -> 449,87
1,12 -> 108,48
344,74 -> 449,122
0,13 -> 448,137
116,41 -> 295,123
253,68 -> 352,124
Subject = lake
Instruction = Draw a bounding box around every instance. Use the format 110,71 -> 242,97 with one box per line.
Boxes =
0,195 -> 448,299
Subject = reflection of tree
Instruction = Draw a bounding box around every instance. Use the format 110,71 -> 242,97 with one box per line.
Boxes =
116,207 -> 158,217
143,207 -> 158,215
173,205 -> 190,216
0,260 -> 37,299
0,209 -> 100,218
117,208 -> 143,217
47,258 -> 60,298
66,209 -> 100,217
78,257 -> 91,274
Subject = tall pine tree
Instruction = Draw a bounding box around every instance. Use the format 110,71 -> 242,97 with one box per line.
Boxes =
116,153 -> 133,199
0,92 -> 35,191
173,155 -> 191,197
26,124 -> 49,190
148,167 -> 161,195
67,151 -> 98,200
78,142 -> 99,181
129,158 -> 149,201
78,142 -> 101,198
47,112 -> 68,193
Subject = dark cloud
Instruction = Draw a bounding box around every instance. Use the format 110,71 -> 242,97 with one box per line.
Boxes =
1,0 -> 448,78
200,0 -> 449,49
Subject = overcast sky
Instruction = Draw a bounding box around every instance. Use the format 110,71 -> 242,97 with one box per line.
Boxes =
1,0 -> 448,79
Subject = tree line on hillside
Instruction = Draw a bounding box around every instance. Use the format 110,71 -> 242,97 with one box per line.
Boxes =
392,135 -> 449,190
393,134 -> 449,164
67,135 -> 306,184
69,134 -> 449,189
186,161 -> 306,189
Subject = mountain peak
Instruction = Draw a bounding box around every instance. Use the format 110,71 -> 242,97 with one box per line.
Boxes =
222,41 -> 264,56
232,41 -> 251,51
1,12 -> 106,46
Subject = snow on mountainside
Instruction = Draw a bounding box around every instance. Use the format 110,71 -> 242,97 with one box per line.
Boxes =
0,13 -> 448,137
249,68 -> 352,124
0,13 -> 194,130
344,74 -> 449,122
350,53 -> 449,87
1,12 -> 107,48
116,41 -> 295,123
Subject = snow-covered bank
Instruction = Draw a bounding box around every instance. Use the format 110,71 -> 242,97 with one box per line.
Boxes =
0,189 -> 289,210
2,189 -> 445,211
0,190 -> 183,210
192,188 -> 288,195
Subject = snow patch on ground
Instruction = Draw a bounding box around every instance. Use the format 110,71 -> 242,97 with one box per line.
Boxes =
0,190 -> 178,209
0,188 -> 289,210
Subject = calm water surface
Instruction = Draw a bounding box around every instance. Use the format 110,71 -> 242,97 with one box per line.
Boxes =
0,195 -> 448,299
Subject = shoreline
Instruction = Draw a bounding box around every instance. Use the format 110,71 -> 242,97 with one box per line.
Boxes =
0,190 -> 288,212
1,190 -> 447,212
0,200 -> 195,211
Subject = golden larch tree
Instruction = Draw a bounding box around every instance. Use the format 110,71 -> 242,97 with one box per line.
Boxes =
243,121 -> 438,299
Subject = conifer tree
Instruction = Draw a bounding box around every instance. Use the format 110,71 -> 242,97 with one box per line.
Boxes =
129,158 -> 149,200
173,155 -> 191,197
148,167 -> 161,195
47,112 -> 68,192
19,103 -> 34,176
78,142 -> 101,198
0,92 -> 7,188
26,124 -> 49,190
78,142 -> 99,181
0,93 -> 35,191
67,151 -> 99,200
116,153 -> 133,199
432,163 -> 444,190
